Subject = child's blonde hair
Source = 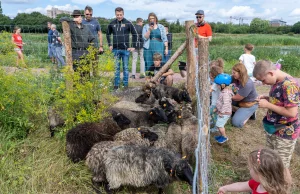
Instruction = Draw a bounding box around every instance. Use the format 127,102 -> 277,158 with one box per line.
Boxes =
248,148 -> 289,194
153,52 -> 162,61
245,43 -> 254,51
209,65 -> 223,79
209,58 -> 224,69
253,60 -> 277,78
232,62 -> 249,87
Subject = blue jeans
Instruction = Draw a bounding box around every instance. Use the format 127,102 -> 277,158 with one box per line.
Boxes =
113,49 -> 129,87
48,43 -> 54,57
53,46 -> 65,67
232,103 -> 258,128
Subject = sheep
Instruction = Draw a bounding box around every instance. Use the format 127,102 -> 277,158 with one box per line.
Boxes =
158,97 -> 183,123
86,143 -> 193,194
47,107 -> 65,137
110,101 -> 168,127
113,127 -> 158,146
180,104 -> 199,165
66,113 -> 131,163
152,84 -> 192,104
135,91 -> 156,105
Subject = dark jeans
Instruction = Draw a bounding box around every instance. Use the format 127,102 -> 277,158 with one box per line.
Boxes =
112,49 -> 129,87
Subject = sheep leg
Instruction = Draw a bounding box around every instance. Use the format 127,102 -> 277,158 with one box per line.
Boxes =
91,179 -> 102,194
158,188 -> 163,194
104,182 -> 113,194
50,126 -> 55,137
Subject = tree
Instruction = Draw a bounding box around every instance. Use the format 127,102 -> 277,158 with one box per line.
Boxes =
0,14 -> 12,32
250,18 -> 270,33
13,12 -> 52,33
291,21 -> 300,34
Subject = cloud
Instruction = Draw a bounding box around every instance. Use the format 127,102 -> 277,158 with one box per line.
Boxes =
17,4 -> 79,14
3,0 -> 35,3
218,6 -> 255,17
290,8 -> 300,16
71,0 -> 107,5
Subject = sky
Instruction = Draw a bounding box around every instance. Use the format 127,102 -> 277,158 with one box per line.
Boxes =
2,0 -> 300,25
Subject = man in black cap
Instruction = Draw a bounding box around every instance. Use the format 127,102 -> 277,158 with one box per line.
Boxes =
195,9 -> 212,42
60,10 -> 96,71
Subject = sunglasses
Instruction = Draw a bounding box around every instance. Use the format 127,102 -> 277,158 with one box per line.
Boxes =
85,13 -> 92,16
196,16 -> 203,19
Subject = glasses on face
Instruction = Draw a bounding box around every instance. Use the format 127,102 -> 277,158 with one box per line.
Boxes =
196,16 -> 203,19
85,13 -> 92,16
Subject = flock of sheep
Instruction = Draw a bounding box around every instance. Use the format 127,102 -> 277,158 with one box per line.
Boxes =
48,82 -> 198,194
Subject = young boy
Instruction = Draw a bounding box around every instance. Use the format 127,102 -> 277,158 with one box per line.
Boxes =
253,60 -> 299,184
147,53 -> 174,86
213,73 -> 234,143
239,43 -> 256,79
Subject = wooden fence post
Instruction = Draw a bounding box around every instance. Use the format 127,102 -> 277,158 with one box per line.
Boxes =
197,37 -> 210,193
151,41 -> 186,82
61,21 -> 73,90
185,21 -> 196,98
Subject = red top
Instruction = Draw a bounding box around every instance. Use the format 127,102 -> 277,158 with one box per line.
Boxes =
248,179 -> 268,194
12,33 -> 23,49
194,23 -> 212,47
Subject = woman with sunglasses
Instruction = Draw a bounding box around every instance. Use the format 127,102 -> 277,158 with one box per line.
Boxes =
142,12 -> 168,71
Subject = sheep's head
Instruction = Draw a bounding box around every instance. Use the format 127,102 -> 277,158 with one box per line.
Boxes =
159,97 -> 174,111
148,107 -> 168,123
138,128 -> 158,143
173,158 -> 194,186
179,90 -> 192,103
111,111 -> 131,128
135,92 -> 151,103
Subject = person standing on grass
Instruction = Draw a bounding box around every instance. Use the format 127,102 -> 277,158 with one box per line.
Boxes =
213,73 -> 233,144
131,18 -> 145,79
106,7 -> 138,90
51,24 -> 65,68
218,148 -> 289,194
47,21 -> 55,64
239,43 -> 256,80
82,5 -> 103,54
253,60 -> 299,186
142,12 -> 168,71
164,25 -> 172,63
60,10 -> 96,71
11,26 -> 26,68
231,62 -> 258,128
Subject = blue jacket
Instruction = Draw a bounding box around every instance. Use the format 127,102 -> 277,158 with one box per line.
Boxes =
142,23 -> 167,49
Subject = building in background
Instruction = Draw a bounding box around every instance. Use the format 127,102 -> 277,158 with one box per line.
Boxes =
47,7 -> 71,18
270,19 -> 287,27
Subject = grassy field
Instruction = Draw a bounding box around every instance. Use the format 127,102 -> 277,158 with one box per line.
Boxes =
1,33 -> 300,193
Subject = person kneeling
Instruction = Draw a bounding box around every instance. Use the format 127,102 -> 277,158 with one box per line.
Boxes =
214,73 -> 234,144
146,52 -> 174,86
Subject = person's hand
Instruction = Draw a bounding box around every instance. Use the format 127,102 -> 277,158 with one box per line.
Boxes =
127,48 -> 135,52
217,186 -> 227,194
99,47 -> 104,52
257,99 -> 270,108
109,46 -> 113,51
74,17 -> 82,24
256,95 -> 269,100
164,48 -> 168,55
213,108 -> 217,113
148,25 -> 154,31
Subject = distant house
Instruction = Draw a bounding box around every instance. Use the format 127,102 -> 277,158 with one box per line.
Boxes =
47,7 -> 71,19
270,19 -> 287,27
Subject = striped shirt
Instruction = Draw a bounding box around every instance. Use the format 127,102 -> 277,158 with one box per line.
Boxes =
216,87 -> 234,115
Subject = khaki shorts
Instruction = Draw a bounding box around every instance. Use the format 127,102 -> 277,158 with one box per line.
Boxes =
266,133 -> 297,168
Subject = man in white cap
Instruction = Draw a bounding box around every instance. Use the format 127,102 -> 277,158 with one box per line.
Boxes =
195,10 -> 212,42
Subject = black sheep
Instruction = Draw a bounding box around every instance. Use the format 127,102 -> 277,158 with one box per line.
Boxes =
152,84 -> 192,103
66,113 -> 131,163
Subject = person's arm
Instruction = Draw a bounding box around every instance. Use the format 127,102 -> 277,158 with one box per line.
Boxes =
106,22 -> 113,51
143,24 -> 152,39
59,17 -> 73,23
257,100 -> 298,118
218,181 -> 251,194
128,21 -> 137,52
160,24 -> 168,55
97,22 -> 103,52
232,93 -> 245,101
207,24 -> 212,41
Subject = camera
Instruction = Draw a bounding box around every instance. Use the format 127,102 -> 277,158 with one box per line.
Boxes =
150,22 -> 154,26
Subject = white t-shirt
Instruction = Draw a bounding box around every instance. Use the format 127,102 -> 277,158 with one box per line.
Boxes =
211,83 -> 221,106
239,54 -> 256,76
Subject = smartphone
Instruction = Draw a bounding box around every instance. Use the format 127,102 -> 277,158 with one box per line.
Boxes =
150,22 -> 154,26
